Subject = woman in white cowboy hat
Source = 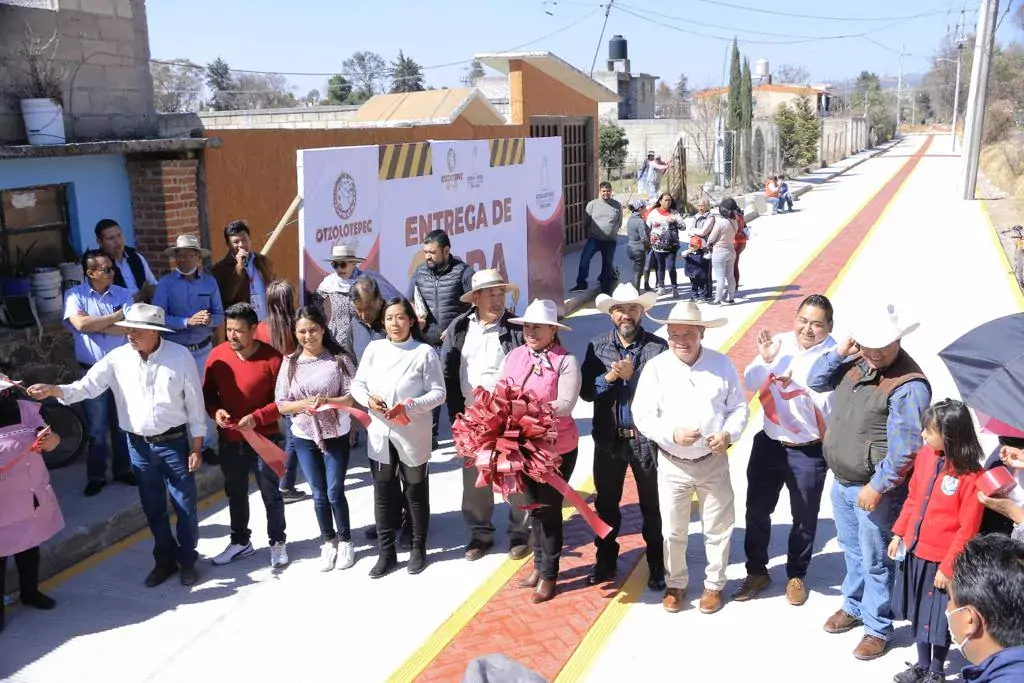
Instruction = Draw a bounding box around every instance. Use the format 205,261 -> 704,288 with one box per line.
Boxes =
0,374 -> 62,633
498,299 -> 582,604
632,301 -> 748,615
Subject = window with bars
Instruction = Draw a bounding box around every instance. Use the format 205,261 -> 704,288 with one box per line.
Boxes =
0,184 -> 74,273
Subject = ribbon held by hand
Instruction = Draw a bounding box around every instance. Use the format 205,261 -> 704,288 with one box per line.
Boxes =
757,373 -> 827,440
452,380 -> 611,538
308,399 -> 372,429
225,421 -> 288,478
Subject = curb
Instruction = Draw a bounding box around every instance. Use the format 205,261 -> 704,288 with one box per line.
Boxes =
562,141 -> 899,317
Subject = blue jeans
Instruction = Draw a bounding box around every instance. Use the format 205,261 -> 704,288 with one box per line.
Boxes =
191,345 -> 216,452
294,435 -> 352,542
279,416 -> 304,490
767,197 -> 781,214
831,480 -> 907,640
219,439 -> 286,546
127,433 -> 199,569
83,388 -> 130,482
575,238 -> 617,294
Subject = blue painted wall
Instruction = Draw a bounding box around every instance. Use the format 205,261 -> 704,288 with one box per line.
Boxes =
0,154 -> 135,255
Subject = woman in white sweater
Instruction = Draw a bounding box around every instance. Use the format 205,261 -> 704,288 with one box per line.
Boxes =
350,297 -> 445,578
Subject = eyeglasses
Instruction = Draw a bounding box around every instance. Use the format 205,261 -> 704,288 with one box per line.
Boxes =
332,262 -> 353,270
91,267 -> 115,275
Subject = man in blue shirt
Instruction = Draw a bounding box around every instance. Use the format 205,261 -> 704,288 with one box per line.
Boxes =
153,234 -> 224,455
64,249 -> 135,496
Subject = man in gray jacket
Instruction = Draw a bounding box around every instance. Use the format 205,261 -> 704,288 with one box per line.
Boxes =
570,182 -> 622,296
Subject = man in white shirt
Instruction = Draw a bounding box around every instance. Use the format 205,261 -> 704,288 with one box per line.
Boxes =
440,270 -> 527,562
28,304 -> 206,589
633,301 -> 747,615
94,218 -> 158,302
734,294 -> 836,608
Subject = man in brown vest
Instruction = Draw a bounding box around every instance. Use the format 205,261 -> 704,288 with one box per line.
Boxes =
808,304 -> 931,661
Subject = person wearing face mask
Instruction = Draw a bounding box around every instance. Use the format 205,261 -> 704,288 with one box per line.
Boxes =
948,534 -> 1024,682
632,301 -> 747,616
735,294 -> 837,607
807,303 -> 932,661
350,298 -> 446,579
153,234 -> 225,459
440,270 -> 527,562
498,299 -> 582,604
212,220 -> 275,320
581,283 -> 667,591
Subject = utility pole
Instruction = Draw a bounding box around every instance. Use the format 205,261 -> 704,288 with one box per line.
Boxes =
959,0 -> 999,200
895,44 -> 904,136
589,1 -> 615,77
951,9 -> 965,152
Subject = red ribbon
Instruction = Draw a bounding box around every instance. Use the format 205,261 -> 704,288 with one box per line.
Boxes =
757,373 -> 827,440
453,380 -> 611,538
226,422 -> 288,478
308,400 -> 372,429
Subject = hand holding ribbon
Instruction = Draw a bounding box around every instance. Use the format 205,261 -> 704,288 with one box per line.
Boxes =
224,420 -> 288,478
757,372 -> 827,440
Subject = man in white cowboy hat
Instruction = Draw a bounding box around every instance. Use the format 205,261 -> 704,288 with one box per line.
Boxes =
440,269 -> 529,561
632,301 -> 747,616
581,283 -> 668,590
808,303 -> 932,661
153,234 -> 224,456
29,303 -> 207,589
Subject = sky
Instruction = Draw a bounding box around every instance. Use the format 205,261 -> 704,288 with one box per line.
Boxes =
145,0 -> 1021,99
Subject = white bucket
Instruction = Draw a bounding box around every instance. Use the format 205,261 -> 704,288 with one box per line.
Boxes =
59,261 -> 83,290
21,98 -> 66,146
31,268 -> 63,314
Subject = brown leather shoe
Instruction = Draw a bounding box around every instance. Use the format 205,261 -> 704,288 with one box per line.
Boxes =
732,574 -> 771,602
531,579 -> 556,603
852,635 -> 889,661
785,578 -> 808,606
464,539 -> 492,562
517,569 -> 541,589
508,543 -> 530,561
823,609 -> 863,634
699,589 -> 724,614
662,587 -> 686,613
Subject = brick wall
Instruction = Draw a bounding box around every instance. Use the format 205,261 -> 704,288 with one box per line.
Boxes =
126,157 -> 199,273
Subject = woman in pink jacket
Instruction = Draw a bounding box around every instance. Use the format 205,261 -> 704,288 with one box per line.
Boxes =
0,375 -> 63,633
500,300 -> 582,604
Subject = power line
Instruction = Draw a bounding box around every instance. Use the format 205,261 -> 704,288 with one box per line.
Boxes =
648,0 -> 974,22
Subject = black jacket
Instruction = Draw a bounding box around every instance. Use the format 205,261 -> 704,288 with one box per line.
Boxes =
581,327 -> 668,466
407,256 -> 474,347
441,308 -> 524,421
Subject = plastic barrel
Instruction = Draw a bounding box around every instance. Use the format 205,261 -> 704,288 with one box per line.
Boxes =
31,268 -> 63,315
59,261 -> 83,291
21,98 -> 67,145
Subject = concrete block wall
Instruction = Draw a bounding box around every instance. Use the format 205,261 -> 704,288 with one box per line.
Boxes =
190,105 -> 361,130
126,157 -> 199,273
0,0 -> 156,144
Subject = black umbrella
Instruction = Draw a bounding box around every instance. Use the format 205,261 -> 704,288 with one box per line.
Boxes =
939,312 -> 1024,435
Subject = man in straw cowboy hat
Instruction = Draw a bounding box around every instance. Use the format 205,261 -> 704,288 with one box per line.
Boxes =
632,301 -> 747,615
441,269 -> 529,561
581,283 -> 668,590
153,234 -> 224,456
29,304 -> 207,588
808,303 -> 931,661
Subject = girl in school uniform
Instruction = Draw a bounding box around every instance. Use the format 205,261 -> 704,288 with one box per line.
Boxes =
888,399 -> 986,683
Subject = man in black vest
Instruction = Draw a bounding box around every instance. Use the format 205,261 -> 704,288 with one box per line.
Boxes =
808,304 -> 931,662
581,283 -> 667,591
95,218 -> 157,303
407,229 -> 474,448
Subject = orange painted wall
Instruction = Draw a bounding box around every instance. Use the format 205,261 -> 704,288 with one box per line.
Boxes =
202,122 -> 527,290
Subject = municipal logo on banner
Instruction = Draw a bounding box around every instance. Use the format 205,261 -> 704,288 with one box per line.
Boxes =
333,172 -> 357,220
941,475 -> 959,496
467,146 -> 484,190
536,155 -> 555,211
441,147 -> 464,190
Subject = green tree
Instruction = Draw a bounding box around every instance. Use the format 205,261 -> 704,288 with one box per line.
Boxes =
775,96 -> 821,170
342,51 -> 387,99
326,74 -> 352,104
598,121 -> 629,179
151,59 -> 204,113
740,58 -> 754,186
463,58 -> 485,86
390,50 -> 425,93
675,72 -> 689,100
726,39 -> 742,131
205,56 -> 234,111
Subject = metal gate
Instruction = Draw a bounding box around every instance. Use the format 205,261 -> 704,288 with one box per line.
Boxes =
529,116 -> 594,246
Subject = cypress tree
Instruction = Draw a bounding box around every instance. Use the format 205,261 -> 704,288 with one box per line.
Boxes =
726,39 -> 742,131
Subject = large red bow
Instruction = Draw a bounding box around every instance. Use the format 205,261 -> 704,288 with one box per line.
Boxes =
452,379 -> 611,538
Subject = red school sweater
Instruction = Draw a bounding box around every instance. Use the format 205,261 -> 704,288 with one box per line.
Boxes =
202,340 -> 283,443
891,445 -> 985,577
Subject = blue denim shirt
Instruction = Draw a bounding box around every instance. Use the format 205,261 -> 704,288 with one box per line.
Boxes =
152,270 -> 224,347
808,348 -> 931,493
62,283 -> 131,365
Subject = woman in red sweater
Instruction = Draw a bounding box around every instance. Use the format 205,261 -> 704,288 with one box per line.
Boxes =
888,399 -> 985,683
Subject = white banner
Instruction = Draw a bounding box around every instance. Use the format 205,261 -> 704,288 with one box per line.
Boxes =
298,137 -> 564,312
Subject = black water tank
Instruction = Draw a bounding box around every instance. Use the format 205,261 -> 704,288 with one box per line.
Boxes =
609,35 -> 627,61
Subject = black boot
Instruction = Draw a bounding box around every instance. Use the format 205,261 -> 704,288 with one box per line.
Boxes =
369,552 -> 398,579
408,545 -> 427,575
20,591 -> 56,610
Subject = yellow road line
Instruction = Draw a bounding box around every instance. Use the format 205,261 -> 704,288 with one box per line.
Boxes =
555,138 -> 916,683
980,201 -> 1024,312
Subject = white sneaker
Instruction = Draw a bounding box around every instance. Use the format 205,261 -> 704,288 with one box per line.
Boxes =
319,541 -> 338,572
211,542 -> 255,566
270,542 -> 289,568
336,541 -> 356,570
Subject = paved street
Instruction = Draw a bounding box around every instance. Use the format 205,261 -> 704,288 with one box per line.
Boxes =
2,135 -> 1020,683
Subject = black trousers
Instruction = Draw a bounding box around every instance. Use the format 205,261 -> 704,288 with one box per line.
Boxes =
0,545 -> 41,599
524,448 -> 578,581
593,441 -> 664,576
630,255 -> 647,291
220,440 -> 286,546
689,276 -> 710,300
371,442 -> 429,554
744,431 -> 828,579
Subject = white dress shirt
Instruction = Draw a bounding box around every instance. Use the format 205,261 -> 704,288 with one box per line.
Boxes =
460,313 -> 507,406
743,333 -> 836,445
113,251 -> 157,298
633,346 -> 748,460
59,339 -> 207,439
